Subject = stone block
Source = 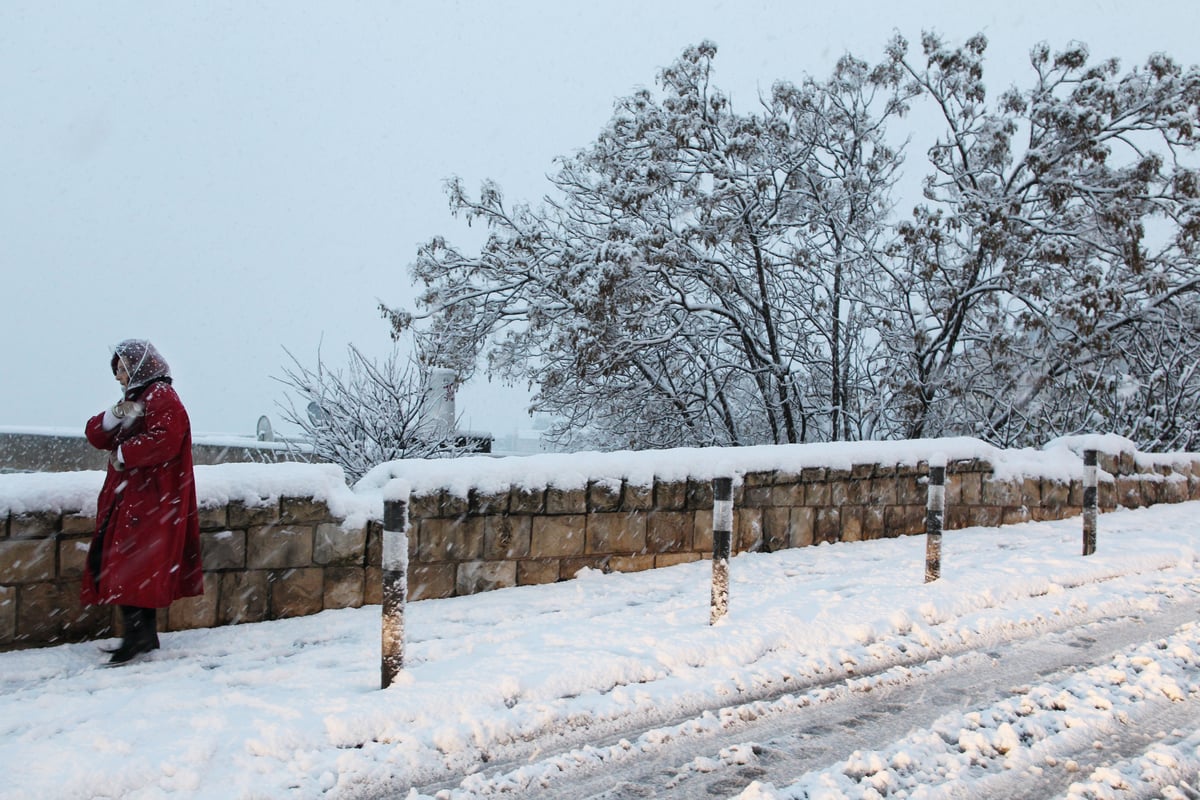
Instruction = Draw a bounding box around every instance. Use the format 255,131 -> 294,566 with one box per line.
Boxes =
365,567 -> 383,604
743,471 -> 775,488
762,507 -> 790,552
946,506 -> 971,531
896,476 -> 926,506
815,507 -> 840,544
324,567 -> 365,609
969,506 -> 1004,528
893,505 -> 926,536
410,564 -> 455,601
228,500 -> 278,529
218,571 -> 270,625
280,497 -> 330,525
983,479 -> 1022,507
560,556 -> 609,579
840,507 -> 864,542
655,480 -> 687,511
408,491 -> 442,519
945,474 -> 963,506
531,515 -> 586,558
742,484 -> 769,507
805,482 -> 831,506
693,510 -> 714,552
736,508 -> 763,553
1098,481 -> 1118,511
1021,478 -> 1042,508
0,585 -> 13,643
58,535 -> 91,579
469,488 -> 510,516
366,520 -> 384,568
769,483 -> 805,508
609,554 -> 655,573
197,504 -> 228,531
17,580 -> 112,643
439,492 -> 469,518
646,511 -> 692,553
270,568 -> 324,618
9,511 -> 58,539
167,573 -> 220,630
655,552 -> 701,568
0,538 -> 56,583
828,480 -> 850,507
0,513 -> 6,539
456,560 -> 517,596
801,467 -> 827,483
588,479 -> 623,512
1002,506 -> 1031,525
483,514 -> 532,560
587,513 -> 647,554
517,558 -> 561,586
417,517 -> 483,562
850,463 -> 875,479
314,522 -> 367,566
791,506 -> 816,547
958,472 -> 983,505
545,486 -> 586,515
202,530 -> 247,571
686,478 -> 714,510
869,478 -> 897,506
1041,480 -> 1070,512
862,505 -> 886,540
509,486 -> 545,515
622,482 -> 654,512
1164,477 -> 1190,504
1116,476 -> 1143,508
61,513 -> 96,535
247,524 -> 314,569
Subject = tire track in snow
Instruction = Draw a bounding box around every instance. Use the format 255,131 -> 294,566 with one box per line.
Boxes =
401,589 -> 1200,799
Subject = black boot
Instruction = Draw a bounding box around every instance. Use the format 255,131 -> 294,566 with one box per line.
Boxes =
108,606 -> 159,665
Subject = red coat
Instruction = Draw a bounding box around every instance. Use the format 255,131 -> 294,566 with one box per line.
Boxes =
82,380 -> 204,608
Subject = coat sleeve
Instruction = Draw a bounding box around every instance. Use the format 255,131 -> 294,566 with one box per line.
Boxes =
117,385 -> 190,469
85,411 -> 119,451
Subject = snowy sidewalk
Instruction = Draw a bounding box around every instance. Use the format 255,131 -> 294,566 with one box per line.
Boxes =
3,502 -> 1200,799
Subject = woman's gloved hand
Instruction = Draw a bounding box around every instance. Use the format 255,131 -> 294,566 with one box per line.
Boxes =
112,400 -> 145,421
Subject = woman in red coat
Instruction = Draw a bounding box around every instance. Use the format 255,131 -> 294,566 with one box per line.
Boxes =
83,339 -> 204,665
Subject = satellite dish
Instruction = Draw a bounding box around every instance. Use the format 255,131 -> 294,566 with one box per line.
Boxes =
306,401 -> 329,426
256,415 -> 274,442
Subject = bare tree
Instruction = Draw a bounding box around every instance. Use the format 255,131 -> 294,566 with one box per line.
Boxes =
275,342 -> 469,483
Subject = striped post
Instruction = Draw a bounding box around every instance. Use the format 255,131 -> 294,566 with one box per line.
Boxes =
381,493 -> 409,689
1083,449 -> 1098,556
710,477 -> 733,625
925,464 -> 946,583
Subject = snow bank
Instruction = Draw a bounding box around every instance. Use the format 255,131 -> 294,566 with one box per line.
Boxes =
4,436 -> 1195,521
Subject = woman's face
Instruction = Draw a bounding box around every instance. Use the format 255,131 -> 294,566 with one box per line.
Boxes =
115,360 -> 130,390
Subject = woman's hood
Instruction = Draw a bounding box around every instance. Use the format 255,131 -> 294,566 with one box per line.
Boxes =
112,339 -> 171,392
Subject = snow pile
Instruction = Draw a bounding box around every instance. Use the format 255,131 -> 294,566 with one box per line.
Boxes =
4,434 -> 1194,521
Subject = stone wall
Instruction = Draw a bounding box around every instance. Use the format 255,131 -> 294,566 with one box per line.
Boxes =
400,451 -> 1200,601
0,495 -> 382,649
3,445 -> 1198,649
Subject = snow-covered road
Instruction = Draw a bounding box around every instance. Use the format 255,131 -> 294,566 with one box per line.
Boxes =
432,593 -> 1200,799
3,502 -> 1200,800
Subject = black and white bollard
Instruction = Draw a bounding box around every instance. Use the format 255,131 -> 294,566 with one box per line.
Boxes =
925,460 -> 946,583
1082,449 -> 1098,556
710,477 -> 733,625
381,484 -> 410,689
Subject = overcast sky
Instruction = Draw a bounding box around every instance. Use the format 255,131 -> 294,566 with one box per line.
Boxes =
3,0 -> 1197,439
